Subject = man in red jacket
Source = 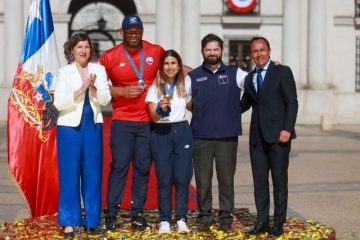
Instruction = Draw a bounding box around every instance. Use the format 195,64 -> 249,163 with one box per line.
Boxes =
99,14 -> 164,232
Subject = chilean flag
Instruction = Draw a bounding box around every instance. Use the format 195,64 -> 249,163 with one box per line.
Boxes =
7,0 -> 60,217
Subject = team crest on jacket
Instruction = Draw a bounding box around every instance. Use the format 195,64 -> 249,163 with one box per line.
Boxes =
146,57 -> 154,65
218,74 -> 229,85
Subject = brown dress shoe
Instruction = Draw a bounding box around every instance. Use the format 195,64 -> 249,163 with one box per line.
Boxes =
197,222 -> 210,232
219,223 -> 234,233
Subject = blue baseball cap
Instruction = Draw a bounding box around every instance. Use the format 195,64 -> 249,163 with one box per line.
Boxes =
122,14 -> 143,30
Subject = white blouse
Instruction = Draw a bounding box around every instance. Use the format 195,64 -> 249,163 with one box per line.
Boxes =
145,83 -> 187,123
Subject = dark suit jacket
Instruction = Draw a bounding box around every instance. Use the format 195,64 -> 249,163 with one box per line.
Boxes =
241,61 -> 298,144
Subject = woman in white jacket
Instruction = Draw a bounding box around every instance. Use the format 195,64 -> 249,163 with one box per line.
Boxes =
54,32 -> 111,238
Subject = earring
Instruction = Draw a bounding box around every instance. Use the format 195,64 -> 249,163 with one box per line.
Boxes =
70,53 -> 74,60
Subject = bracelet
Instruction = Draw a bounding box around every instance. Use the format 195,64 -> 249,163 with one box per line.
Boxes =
156,102 -> 171,118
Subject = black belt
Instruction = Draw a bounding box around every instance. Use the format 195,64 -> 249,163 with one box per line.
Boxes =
156,121 -> 187,126
151,121 -> 188,130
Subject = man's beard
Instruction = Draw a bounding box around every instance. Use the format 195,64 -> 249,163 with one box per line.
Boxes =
204,55 -> 222,65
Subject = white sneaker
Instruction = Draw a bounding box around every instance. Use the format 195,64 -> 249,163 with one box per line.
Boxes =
159,221 -> 171,233
177,219 -> 190,232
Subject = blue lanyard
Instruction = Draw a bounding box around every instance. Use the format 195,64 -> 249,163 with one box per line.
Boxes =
164,78 -> 176,99
123,46 -> 145,86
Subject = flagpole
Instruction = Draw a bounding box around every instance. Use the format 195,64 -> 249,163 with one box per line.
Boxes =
7,0 -> 60,217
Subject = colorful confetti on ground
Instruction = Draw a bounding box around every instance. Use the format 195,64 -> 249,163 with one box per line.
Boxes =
0,208 -> 335,240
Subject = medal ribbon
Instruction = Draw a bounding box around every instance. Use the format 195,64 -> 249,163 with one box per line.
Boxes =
123,46 -> 144,84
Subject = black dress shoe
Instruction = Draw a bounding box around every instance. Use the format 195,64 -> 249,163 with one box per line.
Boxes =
246,221 -> 270,235
64,226 -> 75,238
269,224 -> 284,236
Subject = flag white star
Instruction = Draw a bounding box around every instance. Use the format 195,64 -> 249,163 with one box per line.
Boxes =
28,0 -> 42,28
35,92 -> 43,102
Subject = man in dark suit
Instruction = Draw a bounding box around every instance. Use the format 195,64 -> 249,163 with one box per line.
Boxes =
241,36 -> 298,236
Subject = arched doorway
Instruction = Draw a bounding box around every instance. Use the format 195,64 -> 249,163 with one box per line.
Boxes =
68,0 -> 137,56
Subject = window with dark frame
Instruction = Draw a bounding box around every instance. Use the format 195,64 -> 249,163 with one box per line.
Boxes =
69,3 -> 123,57
228,40 -> 252,72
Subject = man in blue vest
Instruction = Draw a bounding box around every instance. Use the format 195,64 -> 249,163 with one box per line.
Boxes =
185,33 -> 247,233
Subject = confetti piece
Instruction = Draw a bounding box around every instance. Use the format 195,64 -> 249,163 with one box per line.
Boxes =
0,209 -> 337,239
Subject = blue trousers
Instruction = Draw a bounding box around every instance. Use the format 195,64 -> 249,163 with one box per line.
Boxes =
106,120 -> 151,217
151,121 -> 193,222
57,121 -> 103,228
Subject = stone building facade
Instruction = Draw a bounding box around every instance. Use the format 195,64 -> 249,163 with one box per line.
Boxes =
0,0 -> 359,124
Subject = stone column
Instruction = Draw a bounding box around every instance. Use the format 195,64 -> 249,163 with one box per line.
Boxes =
308,0 -> 327,89
53,13 -> 72,67
156,0 -> 174,50
297,0 -> 334,125
3,0 -> 24,87
282,0 -> 301,86
181,0 -> 200,68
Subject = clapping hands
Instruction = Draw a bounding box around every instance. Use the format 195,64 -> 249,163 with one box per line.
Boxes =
81,73 -> 97,92
87,73 -> 97,88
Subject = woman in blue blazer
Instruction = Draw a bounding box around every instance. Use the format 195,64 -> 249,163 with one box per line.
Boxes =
54,32 -> 111,238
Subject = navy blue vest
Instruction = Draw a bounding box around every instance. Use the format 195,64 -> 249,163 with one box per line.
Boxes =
189,62 -> 242,138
